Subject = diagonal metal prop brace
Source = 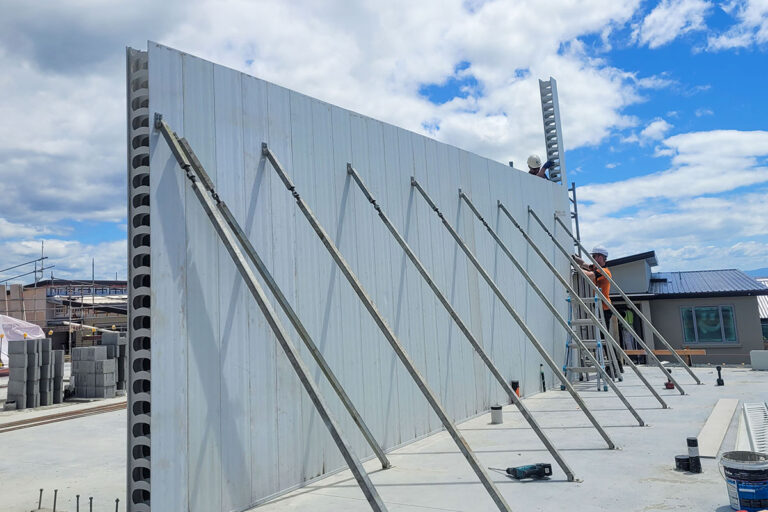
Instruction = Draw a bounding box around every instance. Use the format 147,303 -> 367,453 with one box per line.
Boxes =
156,115 -> 388,511
347,164 -> 577,481
497,201 -> 671,405
411,177 -> 620,446
262,143 -> 514,512
459,189 -> 648,422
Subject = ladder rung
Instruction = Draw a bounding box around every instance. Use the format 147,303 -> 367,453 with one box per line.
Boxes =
566,367 -> 600,372
571,319 -> 595,326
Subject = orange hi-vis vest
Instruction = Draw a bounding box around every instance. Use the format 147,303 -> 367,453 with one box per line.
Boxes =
596,266 -> 612,310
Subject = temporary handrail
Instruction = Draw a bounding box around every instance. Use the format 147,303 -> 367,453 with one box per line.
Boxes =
262,143 -> 513,512
347,163 -> 576,481
156,116 -> 387,511
460,190 -> 646,422
550,212 -> 700,384
496,201 -> 671,406
411,177 -> 618,448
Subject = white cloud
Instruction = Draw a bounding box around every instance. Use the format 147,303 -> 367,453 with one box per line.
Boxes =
640,118 -> 673,141
707,0 -> 768,50
695,107 -> 714,116
0,0 -> 654,247
578,129 -> 768,271
634,0 -> 713,48
0,239 -> 126,282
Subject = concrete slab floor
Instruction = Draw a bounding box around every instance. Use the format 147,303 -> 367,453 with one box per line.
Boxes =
253,366 -> 766,512
1,406 -> 125,511
1,366 -> 764,511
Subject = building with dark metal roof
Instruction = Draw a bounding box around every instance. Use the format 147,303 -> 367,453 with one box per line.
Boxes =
605,251 -> 767,364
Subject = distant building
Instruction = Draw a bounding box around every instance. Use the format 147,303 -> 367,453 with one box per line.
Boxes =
1,279 -> 126,352
757,278 -> 768,342
607,251 -> 768,364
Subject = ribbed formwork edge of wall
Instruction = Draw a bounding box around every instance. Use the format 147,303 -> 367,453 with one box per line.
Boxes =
126,47 -> 151,512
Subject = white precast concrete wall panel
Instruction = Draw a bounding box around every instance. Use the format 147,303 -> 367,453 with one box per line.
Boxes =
141,42 -> 571,511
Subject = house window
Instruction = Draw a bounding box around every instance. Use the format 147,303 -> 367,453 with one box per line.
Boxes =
680,306 -> 737,344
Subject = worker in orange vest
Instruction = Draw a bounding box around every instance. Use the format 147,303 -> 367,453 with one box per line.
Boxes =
574,246 -> 622,375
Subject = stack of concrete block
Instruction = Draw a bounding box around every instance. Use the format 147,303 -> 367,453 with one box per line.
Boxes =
39,338 -> 53,406
102,332 -> 128,395
26,338 -> 41,408
53,349 -> 65,403
6,340 -> 29,410
72,346 -> 116,399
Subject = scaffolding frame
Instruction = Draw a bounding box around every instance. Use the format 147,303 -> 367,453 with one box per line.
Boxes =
410,177 -> 618,448
156,117 -> 387,511
347,163 -> 577,481
262,144 -> 514,512
526,207 -> 692,391
459,190 -> 645,423
496,201 -> 669,407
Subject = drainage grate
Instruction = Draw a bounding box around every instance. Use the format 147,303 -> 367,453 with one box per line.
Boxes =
743,402 -> 768,454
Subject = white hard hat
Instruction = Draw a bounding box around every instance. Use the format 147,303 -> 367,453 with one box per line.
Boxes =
527,154 -> 542,168
591,246 -> 608,258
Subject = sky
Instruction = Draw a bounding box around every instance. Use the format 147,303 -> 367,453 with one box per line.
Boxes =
0,0 -> 767,283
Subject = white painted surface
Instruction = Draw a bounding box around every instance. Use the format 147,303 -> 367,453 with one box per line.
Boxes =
148,43 -> 571,509
698,398 -> 739,458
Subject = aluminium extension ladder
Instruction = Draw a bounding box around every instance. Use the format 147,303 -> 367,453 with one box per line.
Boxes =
563,276 -> 622,391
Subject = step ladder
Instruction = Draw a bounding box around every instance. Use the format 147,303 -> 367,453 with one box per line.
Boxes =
562,276 -> 622,391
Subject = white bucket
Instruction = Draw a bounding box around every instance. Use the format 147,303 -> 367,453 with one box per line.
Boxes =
490,405 -> 503,424
719,451 -> 768,511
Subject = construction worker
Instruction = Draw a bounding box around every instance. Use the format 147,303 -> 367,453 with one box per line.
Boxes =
527,154 -> 554,179
574,246 -> 622,375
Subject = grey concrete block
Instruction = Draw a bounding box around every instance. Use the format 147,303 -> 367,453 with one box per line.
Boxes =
40,379 -> 53,392
95,359 -> 116,373
25,339 -> 40,353
26,393 -> 40,408
53,389 -> 64,404
8,380 -> 26,395
73,360 -> 96,373
40,364 -> 52,379
7,394 -> 26,410
72,347 -> 85,361
106,345 -> 117,358
41,350 -> 52,365
118,333 -> 127,345
95,372 -> 116,387
116,389 -> 127,396
8,340 -> 26,354
40,392 -> 52,406
54,349 -> 64,365
89,346 -> 107,361
9,367 -> 27,381
26,380 -> 39,394
26,366 -> 40,380
27,352 -> 40,367
9,353 -> 28,368
82,373 -> 96,387
102,332 -> 119,345
85,386 -> 96,397
40,338 -> 52,351
54,362 -> 64,378
93,385 -> 116,399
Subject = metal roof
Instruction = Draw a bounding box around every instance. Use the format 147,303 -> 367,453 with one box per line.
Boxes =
757,278 -> 768,319
648,270 -> 768,299
606,250 -> 658,268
